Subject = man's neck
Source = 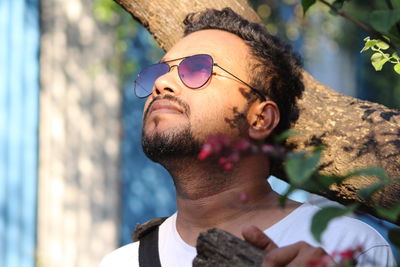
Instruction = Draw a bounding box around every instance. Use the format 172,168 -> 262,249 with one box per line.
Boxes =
163,155 -> 301,246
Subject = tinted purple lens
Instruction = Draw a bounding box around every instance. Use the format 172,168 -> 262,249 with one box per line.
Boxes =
178,54 -> 213,89
135,63 -> 170,98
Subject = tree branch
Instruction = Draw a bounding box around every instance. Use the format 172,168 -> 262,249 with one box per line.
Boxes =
318,0 -> 397,50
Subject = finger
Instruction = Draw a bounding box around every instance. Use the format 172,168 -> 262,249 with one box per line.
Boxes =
287,247 -> 334,267
261,242 -> 303,267
262,242 -> 328,267
242,225 -> 278,252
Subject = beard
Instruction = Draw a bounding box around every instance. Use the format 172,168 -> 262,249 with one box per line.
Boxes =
142,94 -> 202,163
141,123 -> 202,164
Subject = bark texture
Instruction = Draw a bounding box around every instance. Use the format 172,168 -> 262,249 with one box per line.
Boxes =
115,0 -> 400,222
193,229 -> 264,267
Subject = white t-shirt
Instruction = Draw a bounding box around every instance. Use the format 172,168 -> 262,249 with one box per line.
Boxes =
99,203 -> 396,267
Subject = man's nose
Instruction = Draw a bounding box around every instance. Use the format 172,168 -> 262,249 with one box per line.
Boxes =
152,65 -> 182,97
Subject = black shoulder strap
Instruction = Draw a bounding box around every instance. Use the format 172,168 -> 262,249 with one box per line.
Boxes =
134,217 -> 167,267
139,225 -> 162,267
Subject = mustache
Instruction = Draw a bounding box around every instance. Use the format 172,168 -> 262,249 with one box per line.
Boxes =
144,94 -> 191,120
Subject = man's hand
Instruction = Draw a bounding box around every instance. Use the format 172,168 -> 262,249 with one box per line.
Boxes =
242,225 -> 337,267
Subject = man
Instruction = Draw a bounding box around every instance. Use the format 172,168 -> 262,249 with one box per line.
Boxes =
100,8 -> 395,267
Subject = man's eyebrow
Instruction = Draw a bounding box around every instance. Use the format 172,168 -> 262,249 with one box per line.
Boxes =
159,54 -> 215,64
159,56 -> 184,63
159,54 -> 208,63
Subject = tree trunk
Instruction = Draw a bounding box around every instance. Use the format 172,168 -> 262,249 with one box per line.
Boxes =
38,0 -> 121,265
115,0 -> 400,224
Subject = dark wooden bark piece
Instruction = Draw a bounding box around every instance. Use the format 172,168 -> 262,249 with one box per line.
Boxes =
132,217 -> 167,241
193,228 -> 264,267
114,0 -> 400,224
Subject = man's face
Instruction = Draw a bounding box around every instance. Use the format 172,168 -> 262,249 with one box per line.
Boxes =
142,30 -> 256,162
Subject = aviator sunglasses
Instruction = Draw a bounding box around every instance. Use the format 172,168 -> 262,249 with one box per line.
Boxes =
134,54 -> 266,100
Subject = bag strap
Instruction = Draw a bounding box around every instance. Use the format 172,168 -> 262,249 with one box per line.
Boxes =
139,225 -> 162,267
133,217 -> 167,267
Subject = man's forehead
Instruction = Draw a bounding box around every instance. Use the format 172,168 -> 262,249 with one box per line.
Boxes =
162,30 -> 249,65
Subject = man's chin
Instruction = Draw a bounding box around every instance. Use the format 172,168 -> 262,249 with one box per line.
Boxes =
141,126 -> 201,163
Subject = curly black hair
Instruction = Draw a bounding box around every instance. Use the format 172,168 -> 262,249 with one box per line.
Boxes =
183,8 -> 304,138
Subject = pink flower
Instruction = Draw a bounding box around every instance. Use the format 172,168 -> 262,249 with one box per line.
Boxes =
239,192 -> 249,203
307,255 -> 332,267
234,139 -> 251,151
261,144 -> 275,154
198,144 -> 213,160
223,162 -> 234,171
228,152 -> 240,163
307,246 -> 363,267
218,157 -> 228,165
197,134 -> 286,170
329,245 -> 363,266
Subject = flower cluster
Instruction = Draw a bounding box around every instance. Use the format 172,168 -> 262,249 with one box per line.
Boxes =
307,246 -> 363,267
331,246 -> 363,267
197,134 -> 286,171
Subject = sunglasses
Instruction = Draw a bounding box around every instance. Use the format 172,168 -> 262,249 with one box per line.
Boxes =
134,54 -> 266,100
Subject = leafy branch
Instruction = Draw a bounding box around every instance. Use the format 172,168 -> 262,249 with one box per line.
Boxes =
302,0 -> 399,50
361,37 -> 400,74
198,132 -> 400,247
282,146 -> 399,243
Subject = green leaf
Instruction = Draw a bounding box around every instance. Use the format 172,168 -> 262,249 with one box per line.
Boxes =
332,0 -> 345,9
302,0 -> 317,15
371,52 -> 390,71
360,39 -> 378,53
278,186 -> 296,207
328,0 -> 347,16
369,9 -> 400,33
346,167 -> 389,181
274,129 -> 298,144
285,149 -> 321,186
394,63 -> 400,74
311,205 -> 356,242
376,204 -> 400,221
376,40 -> 390,50
312,174 -> 345,188
388,228 -> 400,247
310,167 -> 388,195
357,181 -> 388,200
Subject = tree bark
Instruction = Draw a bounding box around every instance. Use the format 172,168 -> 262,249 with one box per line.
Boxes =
115,0 -> 400,223
193,229 -> 264,267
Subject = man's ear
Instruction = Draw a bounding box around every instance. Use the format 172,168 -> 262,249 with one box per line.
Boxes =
247,101 -> 280,140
